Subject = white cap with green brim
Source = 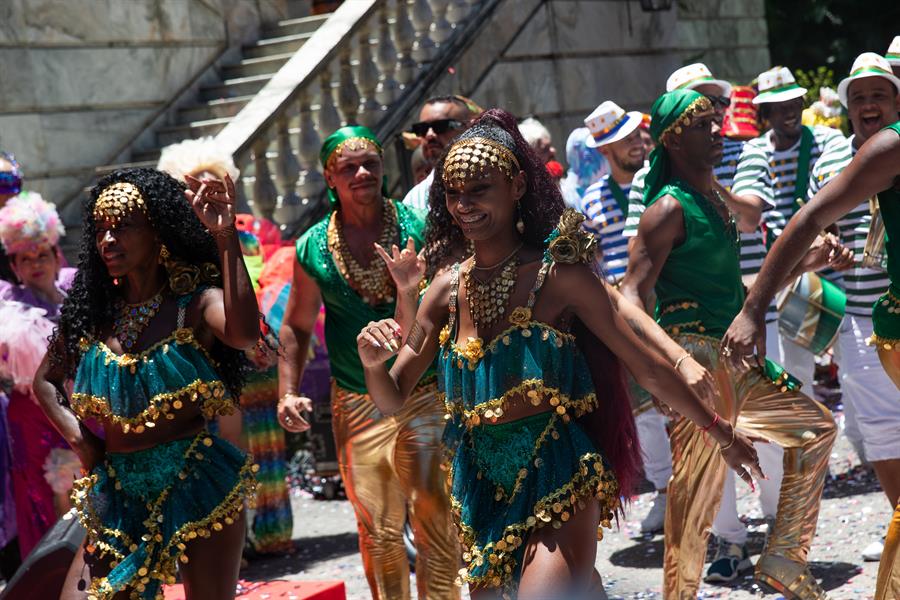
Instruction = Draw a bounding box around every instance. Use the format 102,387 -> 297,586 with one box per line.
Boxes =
666,63 -> 733,97
753,67 -> 808,105
837,52 -> 900,108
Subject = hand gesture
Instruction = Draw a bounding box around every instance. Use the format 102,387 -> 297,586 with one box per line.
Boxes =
357,319 -> 403,368
799,233 -> 854,273
278,393 -> 313,433
720,308 -> 767,371
184,173 -> 237,234
375,237 -> 425,293
718,424 -> 766,489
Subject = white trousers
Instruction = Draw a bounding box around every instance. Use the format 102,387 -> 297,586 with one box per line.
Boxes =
838,314 -> 900,462
636,409 -> 672,490
711,321 -> 787,545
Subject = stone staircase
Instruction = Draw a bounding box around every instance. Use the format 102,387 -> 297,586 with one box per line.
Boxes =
98,13 -> 331,175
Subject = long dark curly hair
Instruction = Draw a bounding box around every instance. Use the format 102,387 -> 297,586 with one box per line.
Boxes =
51,168 -> 249,400
424,108 -> 565,278
423,108 -> 642,499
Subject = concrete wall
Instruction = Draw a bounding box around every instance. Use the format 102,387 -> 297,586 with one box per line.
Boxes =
433,0 -> 770,164
0,0 -> 291,215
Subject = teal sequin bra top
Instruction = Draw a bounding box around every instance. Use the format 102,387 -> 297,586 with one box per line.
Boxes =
437,257 -> 619,597
68,290 -> 257,600
72,291 -> 235,433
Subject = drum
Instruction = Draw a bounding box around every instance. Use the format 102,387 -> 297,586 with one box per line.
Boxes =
776,272 -> 846,355
861,195 -> 887,270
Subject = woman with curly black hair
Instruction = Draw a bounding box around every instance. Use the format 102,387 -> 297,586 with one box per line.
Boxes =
33,167 -> 260,599
358,109 -> 763,599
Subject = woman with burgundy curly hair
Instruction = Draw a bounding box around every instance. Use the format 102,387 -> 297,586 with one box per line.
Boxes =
357,109 -> 762,599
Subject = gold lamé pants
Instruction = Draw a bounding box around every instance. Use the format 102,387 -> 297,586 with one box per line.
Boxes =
875,347 -> 900,600
663,335 -> 836,599
331,381 -> 460,600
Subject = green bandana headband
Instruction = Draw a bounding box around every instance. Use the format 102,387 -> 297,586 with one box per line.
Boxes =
643,89 -> 712,205
319,125 -> 388,205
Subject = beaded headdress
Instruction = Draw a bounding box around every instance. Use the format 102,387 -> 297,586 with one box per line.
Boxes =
441,133 -> 521,188
0,192 -> 65,255
93,182 -> 147,226
658,95 -> 714,143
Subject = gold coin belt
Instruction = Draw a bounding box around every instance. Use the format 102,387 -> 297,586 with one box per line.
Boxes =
113,291 -> 163,351
328,200 -> 398,305
464,256 -> 518,331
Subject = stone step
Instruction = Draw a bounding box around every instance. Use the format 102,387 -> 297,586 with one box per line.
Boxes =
177,95 -> 255,123
242,31 -> 313,60
133,149 -> 163,164
156,117 -> 231,147
220,51 -> 294,79
93,160 -> 159,178
261,13 -> 331,38
198,73 -> 272,102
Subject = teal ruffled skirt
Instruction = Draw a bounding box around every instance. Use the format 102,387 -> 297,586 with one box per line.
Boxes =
443,411 -> 619,597
71,431 -> 257,600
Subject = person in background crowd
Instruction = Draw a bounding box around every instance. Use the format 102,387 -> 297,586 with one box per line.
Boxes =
518,116 -> 557,164
803,52 -> 900,563
402,95 -> 482,213
410,145 -> 432,186
638,113 -> 655,155
887,35 -> 900,77
0,193 -> 79,561
559,127 -> 609,210
158,137 -> 294,556
0,153 -> 28,282
278,126 -> 459,600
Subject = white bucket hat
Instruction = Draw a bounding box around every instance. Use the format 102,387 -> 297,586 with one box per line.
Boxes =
837,52 -> 900,108
753,67 -> 808,105
887,36 -> 900,67
583,101 -> 643,148
666,63 -> 732,97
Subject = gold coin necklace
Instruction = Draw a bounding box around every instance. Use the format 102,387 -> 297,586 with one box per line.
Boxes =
464,244 -> 522,331
328,199 -> 398,305
113,289 -> 164,351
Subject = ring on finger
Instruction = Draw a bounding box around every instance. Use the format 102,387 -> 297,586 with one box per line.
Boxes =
285,416 -> 294,425
722,346 -> 733,357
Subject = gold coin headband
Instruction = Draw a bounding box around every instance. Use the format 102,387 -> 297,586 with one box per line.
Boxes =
442,137 -> 521,188
660,96 -> 715,143
325,137 -> 383,170
93,182 -> 147,226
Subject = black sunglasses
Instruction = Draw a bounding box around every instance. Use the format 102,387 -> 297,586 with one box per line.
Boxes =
705,95 -> 731,109
409,118 -> 464,137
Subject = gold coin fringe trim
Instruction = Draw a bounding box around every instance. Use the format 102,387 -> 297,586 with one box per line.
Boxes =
71,432 -> 259,600
442,321 -> 576,370
81,328 -> 219,371
440,378 -> 598,428
867,334 -> 900,351
449,448 -> 619,599
71,378 -> 232,434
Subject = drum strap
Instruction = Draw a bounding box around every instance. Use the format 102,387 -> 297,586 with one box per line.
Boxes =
792,125 -> 814,214
607,177 -> 630,218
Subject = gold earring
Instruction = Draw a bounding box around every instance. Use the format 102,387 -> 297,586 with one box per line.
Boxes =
516,203 -> 525,234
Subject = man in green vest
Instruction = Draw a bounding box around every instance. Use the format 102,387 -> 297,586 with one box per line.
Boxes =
621,89 -> 840,600
723,117 -> 900,600
277,126 -> 459,600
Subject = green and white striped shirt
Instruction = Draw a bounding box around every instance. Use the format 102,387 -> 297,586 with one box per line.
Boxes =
808,135 -> 889,316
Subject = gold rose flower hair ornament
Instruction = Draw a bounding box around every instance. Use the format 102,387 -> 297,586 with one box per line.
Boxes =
544,208 -> 597,265
441,137 -> 521,189
92,182 -> 147,226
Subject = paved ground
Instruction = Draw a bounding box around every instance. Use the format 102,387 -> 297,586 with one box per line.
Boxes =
243,405 -> 890,599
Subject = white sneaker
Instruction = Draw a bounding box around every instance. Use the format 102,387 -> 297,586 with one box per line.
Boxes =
640,493 -> 666,533
863,539 -> 884,562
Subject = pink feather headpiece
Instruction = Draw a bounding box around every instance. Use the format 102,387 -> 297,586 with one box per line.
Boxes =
0,192 -> 65,255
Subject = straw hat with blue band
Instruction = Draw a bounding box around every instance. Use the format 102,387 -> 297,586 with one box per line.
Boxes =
887,36 -> 900,67
583,101 -> 644,148
752,67 -> 808,105
837,52 -> 900,108
666,63 -> 733,97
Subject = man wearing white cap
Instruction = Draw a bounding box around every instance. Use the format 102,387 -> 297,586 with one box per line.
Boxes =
807,52 -> 900,562
731,66 -> 845,394
887,36 -> 900,78
622,62 -> 785,584
579,100 -> 673,534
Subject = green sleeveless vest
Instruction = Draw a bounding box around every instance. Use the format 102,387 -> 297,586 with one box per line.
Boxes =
295,200 -> 426,393
650,181 -> 744,338
871,121 -> 900,342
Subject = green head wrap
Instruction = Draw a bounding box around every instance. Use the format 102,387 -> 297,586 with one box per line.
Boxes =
643,89 -> 713,205
319,125 -> 389,204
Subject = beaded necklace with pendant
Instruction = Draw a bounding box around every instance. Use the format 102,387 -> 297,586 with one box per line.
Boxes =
328,199 -> 398,305
113,290 -> 164,351
464,248 -> 520,331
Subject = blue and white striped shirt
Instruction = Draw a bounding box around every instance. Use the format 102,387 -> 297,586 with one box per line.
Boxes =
579,174 -> 630,283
